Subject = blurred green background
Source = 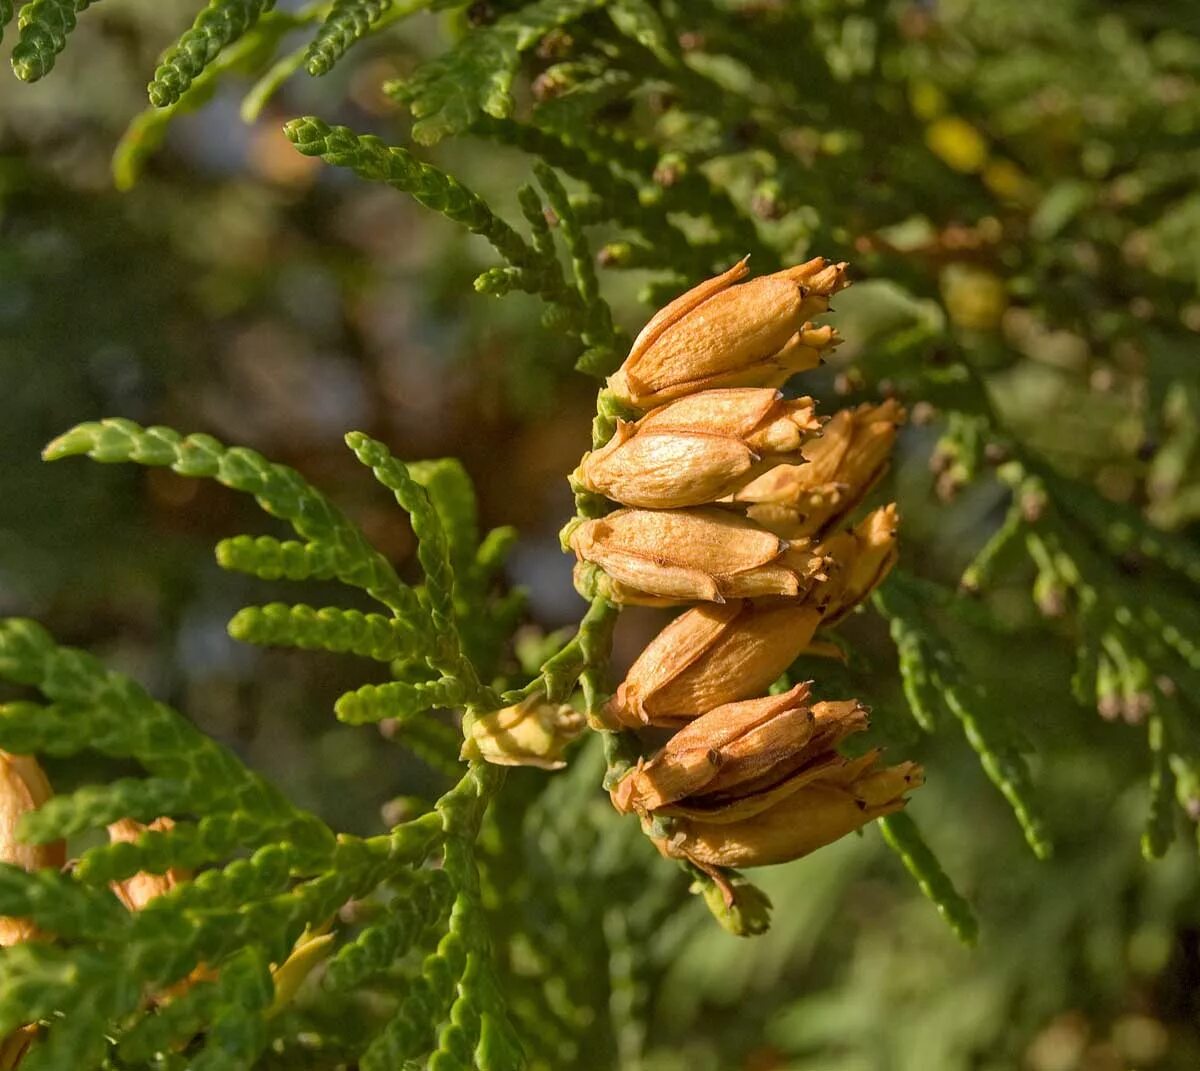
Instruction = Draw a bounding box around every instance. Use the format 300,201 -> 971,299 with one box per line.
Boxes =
2,1 -> 1199,1068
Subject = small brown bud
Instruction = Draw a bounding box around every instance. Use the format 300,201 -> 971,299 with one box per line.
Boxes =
607,259 -> 848,409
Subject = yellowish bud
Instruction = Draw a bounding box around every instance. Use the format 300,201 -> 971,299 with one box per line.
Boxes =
652,754 -> 923,868
733,399 -> 904,539
575,389 -> 820,509
606,601 -> 825,727
569,507 -> 828,605
940,263 -> 1009,331
607,259 -> 849,409
462,695 -> 585,770
268,930 -> 335,1018
0,752 -> 65,948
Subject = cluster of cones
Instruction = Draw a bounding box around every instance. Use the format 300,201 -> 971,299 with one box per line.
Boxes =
565,258 -> 923,875
0,752 -> 327,1064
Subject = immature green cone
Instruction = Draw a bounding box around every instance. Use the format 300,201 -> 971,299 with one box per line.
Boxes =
569,507 -> 828,605
0,751 -> 65,948
607,258 -> 849,408
574,388 -> 820,509
462,695 -> 585,770
605,601 -> 826,727
733,399 -> 904,539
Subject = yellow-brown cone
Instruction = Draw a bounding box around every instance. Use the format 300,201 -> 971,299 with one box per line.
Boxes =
611,683 -> 818,814
607,259 -> 849,408
575,388 -> 820,509
0,751 -> 65,948
569,507 -> 828,605
652,756 -> 922,868
606,601 -> 826,727
733,399 -> 904,539
107,817 -> 189,911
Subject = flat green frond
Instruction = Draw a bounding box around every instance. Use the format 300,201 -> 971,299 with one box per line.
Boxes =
0,866 -> 129,943
304,0 -> 393,76
879,812 -> 979,945
216,534 -> 341,581
335,677 -> 468,725
284,117 -> 538,270
875,577 -> 1053,860
407,458 -> 481,577
147,0 -> 277,107
388,0 -> 607,145
187,949 -> 274,1070
44,418 -> 418,616
228,603 -> 428,663
19,777 -> 197,841
324,870 -> 451,991
605,0 -> 675,64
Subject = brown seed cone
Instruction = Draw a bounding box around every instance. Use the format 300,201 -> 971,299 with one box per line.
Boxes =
107,817 -> 190,912
569,507 -> 828,605
0,752 -> 65,948
651,756 -> 923,869
611,683 -> 819,814
732,399 -> 905,539
574,388 -> 821,509
607,258 -> 849,408
605,601 -> 826,727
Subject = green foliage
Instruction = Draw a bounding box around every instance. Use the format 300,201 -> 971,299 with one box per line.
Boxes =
147,0 -> 277,107
9,0 -> 86,82
5,0 -> 1200,1066
305,0 -> 397,77
389,0 -> 607,145
0,415 -> 534,1066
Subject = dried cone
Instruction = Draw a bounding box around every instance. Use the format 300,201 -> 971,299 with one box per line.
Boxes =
607,258 -> 849,408
733,399 -> 905,539
574,388 -> 821,509
0,1027 -> 36,1070
107,817 -> 189,911
606,601 -> 826,727
107,818 -> 215,998
0,751 -> 65,948
611,684 -> 819,814
652,750 -> 923,869
569,507 -> 828,605
817,504 -> 900,624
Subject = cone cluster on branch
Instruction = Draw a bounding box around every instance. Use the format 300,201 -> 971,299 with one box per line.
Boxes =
0,757 -> 327,1061
574,259 -> 921,873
